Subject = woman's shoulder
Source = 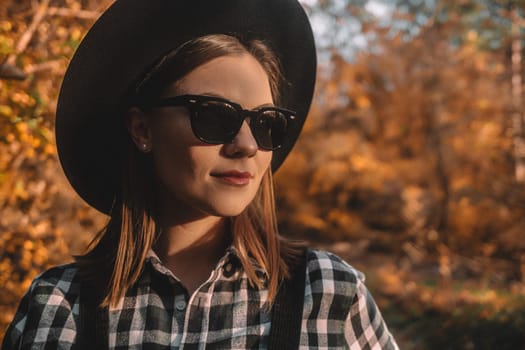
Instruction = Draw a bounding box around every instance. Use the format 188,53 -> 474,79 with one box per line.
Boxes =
304,248 -> 365,300
30,262 -> 80,296
301,248 -> 365,325
302,249 -> 399,349
2,263 -> 80,349
22,262 -> 81,312
16,262 -> 80,314
305,248 -> 364,284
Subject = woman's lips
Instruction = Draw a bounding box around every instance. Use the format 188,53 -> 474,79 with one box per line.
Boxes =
210,170 -> 253,186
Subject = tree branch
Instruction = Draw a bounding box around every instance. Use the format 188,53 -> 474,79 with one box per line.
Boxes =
26,59 -> 64,75
5,0 -> 51,66
47,7 -> 100,20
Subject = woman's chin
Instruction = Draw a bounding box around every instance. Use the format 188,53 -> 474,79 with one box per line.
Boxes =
207,205 -> 250,218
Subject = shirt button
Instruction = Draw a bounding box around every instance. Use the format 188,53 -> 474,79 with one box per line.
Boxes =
175,300 -> 187,311
223,263 -> 235,277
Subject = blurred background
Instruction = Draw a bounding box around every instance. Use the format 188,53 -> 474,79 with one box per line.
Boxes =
1,0 -> 525,348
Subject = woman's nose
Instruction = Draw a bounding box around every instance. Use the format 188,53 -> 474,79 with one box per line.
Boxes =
222,121 -> 258,158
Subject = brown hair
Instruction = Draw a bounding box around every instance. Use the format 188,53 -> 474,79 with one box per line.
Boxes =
75,34 -> 302,307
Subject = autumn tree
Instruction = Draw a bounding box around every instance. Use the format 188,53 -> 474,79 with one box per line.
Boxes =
277,0 -> 525,284
0,0 -> 108,339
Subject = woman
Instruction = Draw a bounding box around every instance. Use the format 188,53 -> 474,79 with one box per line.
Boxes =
2,0 -> 399,349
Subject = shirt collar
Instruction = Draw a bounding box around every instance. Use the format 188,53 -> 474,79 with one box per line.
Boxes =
223,246 -> 269,281
145,246 -> 269,281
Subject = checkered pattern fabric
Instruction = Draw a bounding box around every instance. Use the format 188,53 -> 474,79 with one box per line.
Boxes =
2,249 -> 398,349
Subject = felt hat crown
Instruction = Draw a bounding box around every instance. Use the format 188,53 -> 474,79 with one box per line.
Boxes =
56,0 -> 317,214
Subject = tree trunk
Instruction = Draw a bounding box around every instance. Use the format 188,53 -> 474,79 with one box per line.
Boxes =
511,7 -> 525,182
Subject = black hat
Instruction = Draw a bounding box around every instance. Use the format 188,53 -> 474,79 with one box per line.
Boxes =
56,0 -> 317,214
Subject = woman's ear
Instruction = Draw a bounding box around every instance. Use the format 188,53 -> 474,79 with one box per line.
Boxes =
127,107 -> 153,153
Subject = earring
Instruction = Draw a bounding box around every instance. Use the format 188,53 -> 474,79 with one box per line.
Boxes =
141,143 -> 149,152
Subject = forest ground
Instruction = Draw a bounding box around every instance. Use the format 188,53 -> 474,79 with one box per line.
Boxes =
312,241 -> 525,350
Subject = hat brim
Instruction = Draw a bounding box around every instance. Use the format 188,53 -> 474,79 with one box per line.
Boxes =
56,0 -> 316,215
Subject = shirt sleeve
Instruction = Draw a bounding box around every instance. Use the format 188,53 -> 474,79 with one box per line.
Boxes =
1,266 -> 79,350
344,273 -> 399,350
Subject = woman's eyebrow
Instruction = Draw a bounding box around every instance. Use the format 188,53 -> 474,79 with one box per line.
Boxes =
199,92 -> 223,98
254,102 -> 276,109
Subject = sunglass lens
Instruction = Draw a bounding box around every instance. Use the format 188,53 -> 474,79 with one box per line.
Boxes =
193,101 -> 241,143
253,110 -> 288,150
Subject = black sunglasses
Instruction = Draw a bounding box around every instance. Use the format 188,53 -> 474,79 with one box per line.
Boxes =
145,94 -> 296,150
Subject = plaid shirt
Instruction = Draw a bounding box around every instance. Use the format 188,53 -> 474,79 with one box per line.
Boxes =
3,248 -> 398,349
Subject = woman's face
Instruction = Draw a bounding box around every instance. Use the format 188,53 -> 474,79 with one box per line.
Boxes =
139,54 -> 274,220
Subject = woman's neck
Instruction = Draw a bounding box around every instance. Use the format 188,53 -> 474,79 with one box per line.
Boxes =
153,215 -> 231,294
155,215 -> 229,257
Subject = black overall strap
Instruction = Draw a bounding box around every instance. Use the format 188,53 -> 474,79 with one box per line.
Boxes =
77,283 -> 109,349
269,248 -> 308,350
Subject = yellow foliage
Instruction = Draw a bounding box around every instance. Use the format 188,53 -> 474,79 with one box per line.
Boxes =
0,34 -> 14,52
10,92 -> 36,107
0,20 -> 12,31
355,95 -> 371,109
24,147 -> 35,158
293,212 -> 327,231
23,240 -> 33,250
448,197 -> 477,239
326,209 -> 364,234
56,26 -> 69,39
308,160 -> 350,194
71,28 -> 82,41
376,263 -> 404,296
476,98 -> 490,110
449,174 -> 473,192
475,121 -> 501,147
15,122 -> 29,135
0,104 -> 13,117
327,209 -> 353,227
351,154 -> 377,172
44,143 -> 56,155
13,180 -> 28,200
